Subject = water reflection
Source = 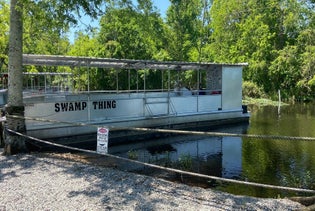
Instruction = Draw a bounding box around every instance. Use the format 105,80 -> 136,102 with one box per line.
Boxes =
109,124 -> 247,189
109,103 -> 315,197
110,135 -> 244,179
242,104 -> 315,197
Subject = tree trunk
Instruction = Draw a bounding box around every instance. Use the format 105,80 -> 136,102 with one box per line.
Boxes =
3,0 -> 27,155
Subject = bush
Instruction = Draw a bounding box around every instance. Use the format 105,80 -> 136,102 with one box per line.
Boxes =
242,81 -> 265,98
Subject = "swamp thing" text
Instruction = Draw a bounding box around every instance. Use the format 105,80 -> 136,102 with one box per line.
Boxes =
54,100 -> 117,112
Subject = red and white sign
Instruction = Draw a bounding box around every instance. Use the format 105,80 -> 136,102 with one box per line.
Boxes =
97,127 -> 109,154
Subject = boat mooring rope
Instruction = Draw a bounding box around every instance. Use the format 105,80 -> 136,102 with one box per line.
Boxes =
5,114 -> 315,141
5,127 -> 315,194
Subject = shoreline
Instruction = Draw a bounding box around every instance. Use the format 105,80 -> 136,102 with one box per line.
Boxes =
0,149 -> 306,210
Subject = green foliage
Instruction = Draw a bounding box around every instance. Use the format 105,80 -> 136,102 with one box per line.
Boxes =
208,0 -> 315,100
308,76 -> 315,88
296,80 -> 311,101
178,153 -> 193,171
209,0 -> 243,62
22,0 -> 71,55
97,4 -> 164,60
0,0 -> 9,72
2,0 -> 315,100
166,0 -> 213,62
280,170 -> 314,189
235,15 -> 275,89
242,81 -> 265,99
269,46 -> 302,99
127,149 -> 138,160
242,97 -> 289,107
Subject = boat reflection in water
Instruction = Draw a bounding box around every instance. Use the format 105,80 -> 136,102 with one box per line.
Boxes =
109,123 -> 248,182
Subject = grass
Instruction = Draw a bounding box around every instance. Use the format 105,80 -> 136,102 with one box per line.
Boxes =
127,149 -> 138,160
243,97 -> 289,107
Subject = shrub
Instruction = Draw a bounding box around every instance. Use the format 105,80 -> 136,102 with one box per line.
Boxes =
242,81 -> 265,98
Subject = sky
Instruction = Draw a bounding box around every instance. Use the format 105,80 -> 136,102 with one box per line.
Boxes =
69,0 -> 170,43
152,0 -> 170,18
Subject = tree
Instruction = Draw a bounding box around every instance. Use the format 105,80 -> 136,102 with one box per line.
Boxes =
4,0 -> 105,155
166,0 -> 202,61
0,1 -> 71,73
165,0 -> 213,89
193,0 -> 212,62
269,46 -> 301,99
4,0 -> 26,155
295,29 -> 315,100
68,32 -> 100,91
98,8 -> 150,59
208,0 -> 245,62
234,14 -> 275,92
97,1 -> 164,60
96,1 -> 167,91
208,0 -> 315,99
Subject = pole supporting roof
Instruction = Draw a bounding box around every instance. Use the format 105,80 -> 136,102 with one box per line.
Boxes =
22,54 -> 248,71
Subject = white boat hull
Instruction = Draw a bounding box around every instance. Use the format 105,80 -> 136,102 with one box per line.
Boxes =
24,92 -> 249,141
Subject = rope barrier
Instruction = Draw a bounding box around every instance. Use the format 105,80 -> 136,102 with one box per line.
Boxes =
6,114 -> 315,141
5,127 -> 315,194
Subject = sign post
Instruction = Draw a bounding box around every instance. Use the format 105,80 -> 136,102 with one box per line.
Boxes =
97,127 -> 109,154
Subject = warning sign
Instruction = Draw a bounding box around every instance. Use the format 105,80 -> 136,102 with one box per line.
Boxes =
97,127 -> 109,154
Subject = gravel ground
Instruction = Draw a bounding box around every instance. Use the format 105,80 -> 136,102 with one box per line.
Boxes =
0,150 -> 305,211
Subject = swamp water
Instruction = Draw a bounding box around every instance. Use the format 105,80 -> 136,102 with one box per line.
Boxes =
108,103 -> 315,198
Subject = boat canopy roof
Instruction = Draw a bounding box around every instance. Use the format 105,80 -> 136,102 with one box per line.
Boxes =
0,72 -> 72,77
23,54 -> 248,71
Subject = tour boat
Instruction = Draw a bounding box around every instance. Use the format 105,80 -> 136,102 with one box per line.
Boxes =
1,54 -> 249,144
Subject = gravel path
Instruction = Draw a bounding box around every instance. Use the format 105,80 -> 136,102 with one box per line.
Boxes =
0,150 -> 305,211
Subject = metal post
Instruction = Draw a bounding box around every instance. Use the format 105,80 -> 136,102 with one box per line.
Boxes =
136,70 -> 139,93
144,70 -> 146,93
128,69 -> 130,92
168,69 -> 170,115
86,62 -> 91,122
197,69 -> 200,112
44,74 -> 47,93
87,61 -> 90,92
161,70 -> 164,92
116,70 -> 119,93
